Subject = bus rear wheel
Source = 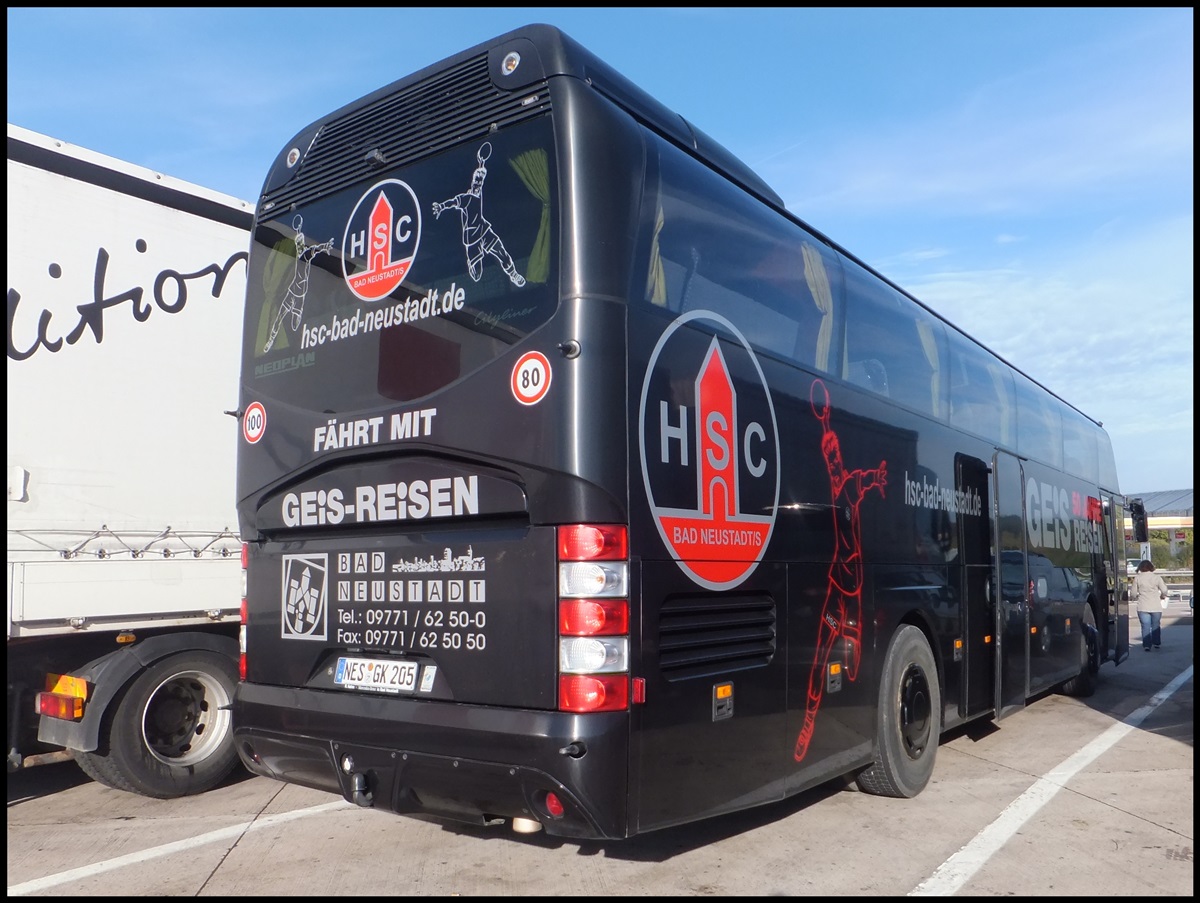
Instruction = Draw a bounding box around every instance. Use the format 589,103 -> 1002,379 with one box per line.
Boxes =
73,651 -> 239,798
856,625 -> 940,799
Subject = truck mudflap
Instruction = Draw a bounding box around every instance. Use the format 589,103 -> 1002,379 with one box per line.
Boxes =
233,682 -> 631,840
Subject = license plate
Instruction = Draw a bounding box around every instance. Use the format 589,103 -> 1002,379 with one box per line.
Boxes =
334,657 -> 419,694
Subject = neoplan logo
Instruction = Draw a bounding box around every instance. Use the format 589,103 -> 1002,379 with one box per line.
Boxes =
639,311 -> 780,590
342,180 -> 422,301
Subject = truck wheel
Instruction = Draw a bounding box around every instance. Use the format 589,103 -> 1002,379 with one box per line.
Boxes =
73,651 -> 238,798
1059,605 -> 1097,698
855,625 -> 941,799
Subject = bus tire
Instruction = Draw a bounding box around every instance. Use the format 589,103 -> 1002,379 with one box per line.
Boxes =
855,625 -> 941,799
1059,605 -> 1097,698
73,650 -> 238,798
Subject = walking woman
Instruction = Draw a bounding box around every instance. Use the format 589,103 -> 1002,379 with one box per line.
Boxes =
1131,559 -> 1170,651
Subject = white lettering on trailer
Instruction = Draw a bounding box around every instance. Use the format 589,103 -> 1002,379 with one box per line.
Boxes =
280,476 -> 479,527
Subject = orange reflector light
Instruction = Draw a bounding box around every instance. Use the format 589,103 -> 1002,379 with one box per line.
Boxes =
954,638 -> 963,651
35,692 -> 84,721
558,674 -> 629,713
544,792 -> 565,818
829,662 -> 842,676
558,524 -> 628,561
715,682 -> 733,699
559,598 -> 629,636
45,673 -> 89,699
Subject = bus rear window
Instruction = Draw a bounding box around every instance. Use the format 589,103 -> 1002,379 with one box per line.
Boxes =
242,118 -> 558,411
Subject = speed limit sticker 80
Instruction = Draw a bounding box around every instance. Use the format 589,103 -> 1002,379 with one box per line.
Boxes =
511,351 -> 552,406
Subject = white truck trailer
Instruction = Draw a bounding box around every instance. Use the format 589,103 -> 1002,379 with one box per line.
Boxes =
6,123 -> 253,797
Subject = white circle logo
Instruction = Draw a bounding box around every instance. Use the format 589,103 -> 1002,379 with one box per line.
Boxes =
342,179 -> 422,301
638,311 -> 779,590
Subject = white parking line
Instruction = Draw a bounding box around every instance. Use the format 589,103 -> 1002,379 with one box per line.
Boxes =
7,800 -> 348,895
909,666 -> 1194,896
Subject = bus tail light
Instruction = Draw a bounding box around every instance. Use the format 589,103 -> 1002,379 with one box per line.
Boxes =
559,674 -> 630,713
558,524 -> 627,560
559,599 -> 628,635
557,525 -> 630,713
559,636 -> 628,672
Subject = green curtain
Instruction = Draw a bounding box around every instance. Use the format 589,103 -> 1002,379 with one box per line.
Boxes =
256,237 -> 296,353
509,149 -> 550,283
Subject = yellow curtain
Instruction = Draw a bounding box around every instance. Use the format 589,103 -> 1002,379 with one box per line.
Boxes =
509,149 -> 550,283
645,205 -> 668,305
801,242 -> 833,372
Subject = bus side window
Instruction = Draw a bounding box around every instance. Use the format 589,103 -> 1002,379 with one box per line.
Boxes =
847,359 -> 889,396
1014,373 -> 1064,468
948,329 -> 1016,445
641,133 -> 841,374
842,257 -> 946,418
1061,407 -> 1099,484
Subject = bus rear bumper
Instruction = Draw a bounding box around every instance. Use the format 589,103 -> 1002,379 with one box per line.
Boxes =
232,681 -> 630,840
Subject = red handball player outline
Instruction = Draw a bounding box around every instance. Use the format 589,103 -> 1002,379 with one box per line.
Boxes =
795,379 -> 887,761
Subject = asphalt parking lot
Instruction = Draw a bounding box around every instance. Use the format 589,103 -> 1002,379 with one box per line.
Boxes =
7,603 -> 1193,896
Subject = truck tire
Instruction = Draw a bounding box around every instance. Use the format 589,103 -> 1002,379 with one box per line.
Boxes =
73,650 -> 238,798
855,625 -> 941,799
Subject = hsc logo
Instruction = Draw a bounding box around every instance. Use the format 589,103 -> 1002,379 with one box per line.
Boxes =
638,311 -> 780,590
342,179 -> 422,301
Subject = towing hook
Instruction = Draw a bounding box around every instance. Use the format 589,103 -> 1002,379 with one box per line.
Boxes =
558,741 -> 586,758
350,772 -> 373,807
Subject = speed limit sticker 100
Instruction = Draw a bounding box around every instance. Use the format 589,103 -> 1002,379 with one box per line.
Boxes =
511,351 -> 552,406
243,401 -> 266,444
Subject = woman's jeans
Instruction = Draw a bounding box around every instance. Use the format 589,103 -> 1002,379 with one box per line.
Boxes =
1137,609 -> 1162,649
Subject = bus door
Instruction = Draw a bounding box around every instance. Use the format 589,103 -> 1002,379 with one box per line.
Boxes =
956,454 -> 993,718
1100,494 -> 1130,665
994,452 -> 1028,718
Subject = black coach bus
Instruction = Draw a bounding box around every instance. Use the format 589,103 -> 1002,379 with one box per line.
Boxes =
231,24 -> 1131,840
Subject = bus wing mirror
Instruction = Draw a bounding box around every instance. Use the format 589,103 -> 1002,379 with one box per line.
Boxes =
1128,498 -> 1149,543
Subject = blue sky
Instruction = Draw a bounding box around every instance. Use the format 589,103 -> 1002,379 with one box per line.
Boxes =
7,7 -> 1193,494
